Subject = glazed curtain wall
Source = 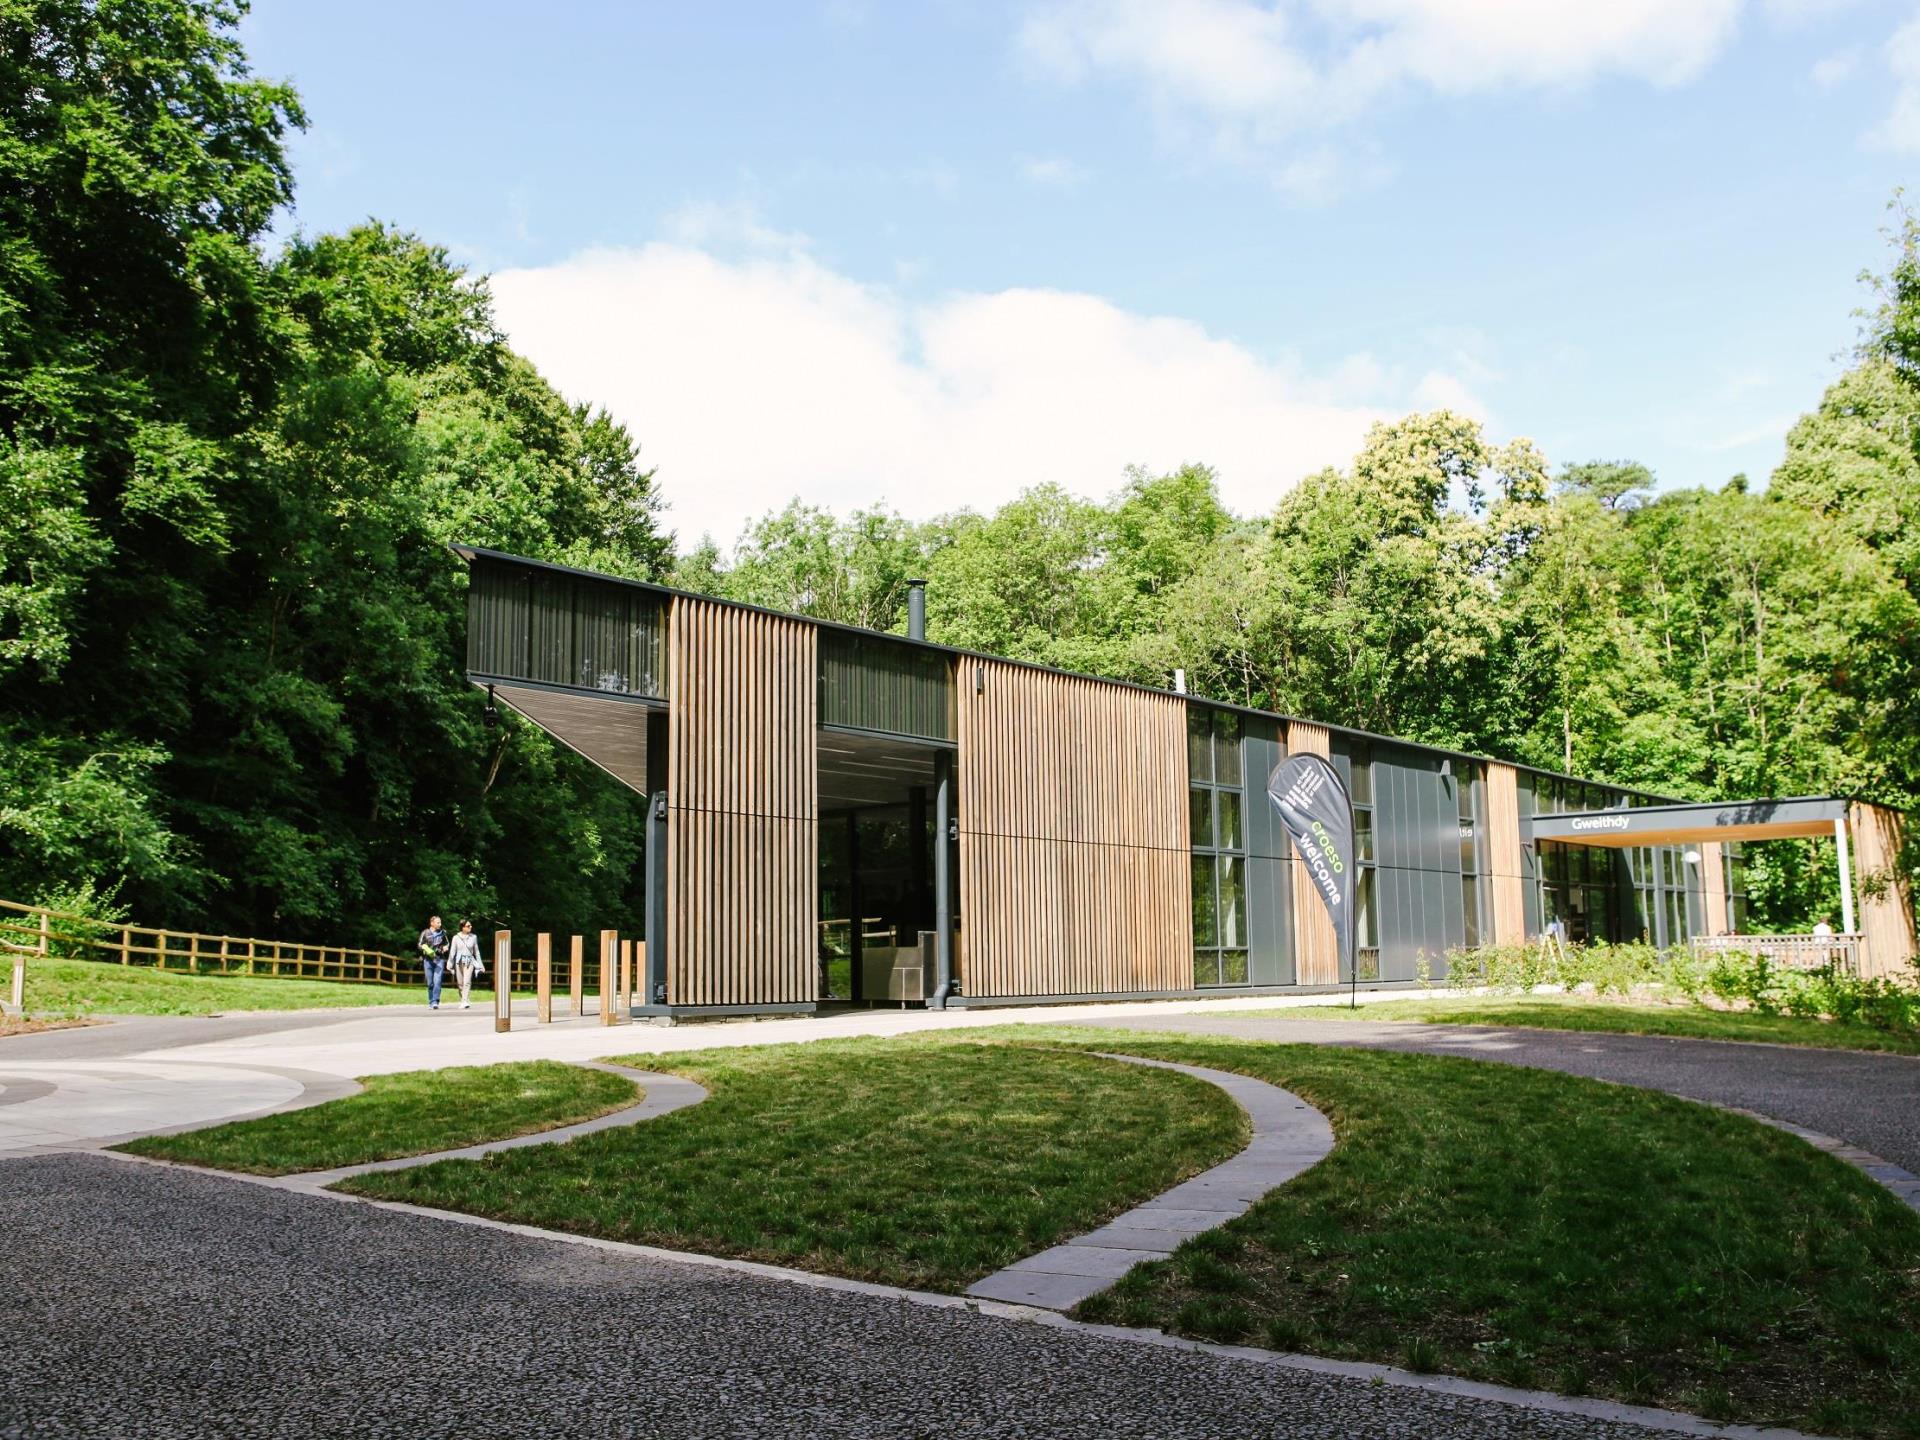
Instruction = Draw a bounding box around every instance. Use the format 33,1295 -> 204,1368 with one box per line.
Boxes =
665,597 -> 819,1006
956,661 -> 1191,997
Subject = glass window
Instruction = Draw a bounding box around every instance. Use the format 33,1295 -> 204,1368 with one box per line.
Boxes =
1356,868 -> 1377,949
1213,709 -> 1244,787
1187,707 -> 1213,784
1355,810 -> 1375,863
1462,875 -> 1480,949
1191,856 -> 1218,947
1194,950 -> 1221,988
1189,788 -> 1214,849
1221,950 -> 1249,984
1216,790 -> 1243,852
1346,744 -> 1373,806
1218,856 -> 1247,948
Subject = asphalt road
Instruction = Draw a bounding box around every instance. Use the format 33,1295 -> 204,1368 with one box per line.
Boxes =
1080,1013 -> 1920,1174
1,1154 -> 1696,1440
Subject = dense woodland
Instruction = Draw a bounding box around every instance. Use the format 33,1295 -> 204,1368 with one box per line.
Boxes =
3,1 -> 1917,947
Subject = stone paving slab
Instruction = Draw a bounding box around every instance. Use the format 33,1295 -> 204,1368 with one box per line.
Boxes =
963,1052 -> 1333,1312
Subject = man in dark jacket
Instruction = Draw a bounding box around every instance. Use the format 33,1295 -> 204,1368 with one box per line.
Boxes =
417,915 -> 451,1010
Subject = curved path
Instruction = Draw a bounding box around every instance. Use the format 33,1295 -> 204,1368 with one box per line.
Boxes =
272,1062 -> 707,1191
1081,1012 -> 1920,1205
967,1053 -> 1335,1309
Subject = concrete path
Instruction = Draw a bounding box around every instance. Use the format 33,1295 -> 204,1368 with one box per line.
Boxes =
1075,1011 -> 1920,1177
0,1152 -> 1803,1440
967,1054 -> 1333,1310
275,1062 -> 708,1190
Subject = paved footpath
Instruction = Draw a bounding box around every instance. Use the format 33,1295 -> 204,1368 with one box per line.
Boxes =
1075,1012 -> 1920,1177
0,1153 -> 1755,1440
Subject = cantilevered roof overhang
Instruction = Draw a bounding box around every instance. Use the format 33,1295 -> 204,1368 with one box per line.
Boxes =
1529,796 -> 1850,848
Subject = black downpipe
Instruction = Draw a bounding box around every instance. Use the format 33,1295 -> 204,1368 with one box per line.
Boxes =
932,750 -> 954,1008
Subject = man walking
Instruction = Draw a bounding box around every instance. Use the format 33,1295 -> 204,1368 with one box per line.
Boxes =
417,914 -> 451,1011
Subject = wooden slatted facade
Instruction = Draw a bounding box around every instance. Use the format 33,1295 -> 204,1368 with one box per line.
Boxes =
1285,722 -> 1339,984
1851,801 -> 1919,977
665,597 -> 818,1006
1485,762 -> 1527,945
956,661 -> 1190,997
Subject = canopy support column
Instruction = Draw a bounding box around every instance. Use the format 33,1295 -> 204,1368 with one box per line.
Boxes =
1834,817 -> 1857,936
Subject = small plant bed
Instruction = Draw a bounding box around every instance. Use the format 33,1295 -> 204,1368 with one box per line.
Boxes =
338,1039 -> 1246,1292
0,1015 -> 95,1039
117,1061 -> 637,1175
1040,1033 -> 1920,1439
1270,994 -> 1920,1056
15,956 -> 430,1017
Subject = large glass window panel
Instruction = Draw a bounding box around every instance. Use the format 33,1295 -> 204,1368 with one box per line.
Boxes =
1187,708 -> 1213,784
1221,950 -> 1249,984
1213,709 -> 1244,787
1191,855 -> 1218,946
1355,811 -> 1375,863
1194,951 -> 1221,988
1217,791 -> 1243,852
1459,822 -> 1477,875
1462,875 -> 1481,948
1189,788 -> 1214,849
1347,745 -> 1373,806
1356,868 -> 1377,948
1219,856 -> 1247,948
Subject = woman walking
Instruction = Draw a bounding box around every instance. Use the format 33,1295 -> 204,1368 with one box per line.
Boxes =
448,919 -> 486,1010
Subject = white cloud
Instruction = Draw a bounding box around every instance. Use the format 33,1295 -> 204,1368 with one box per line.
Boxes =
1019,155 -> 1092,187
1019,0 -> 1752,181
1870,11 -> 1920,152
1809,45 -> 1861,88
489,243 -> 1481,547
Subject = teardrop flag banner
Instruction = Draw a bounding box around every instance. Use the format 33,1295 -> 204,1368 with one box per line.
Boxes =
1266,753 -> 1358,992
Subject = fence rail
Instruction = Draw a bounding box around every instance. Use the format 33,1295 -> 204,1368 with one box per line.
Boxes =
1690,931 -> 1863,975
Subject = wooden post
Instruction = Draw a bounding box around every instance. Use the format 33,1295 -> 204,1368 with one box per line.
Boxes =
536,933 -> 553,1024
493,930 -> 512,1033
9,917 -> 27,1012
598,929 -> 618,1026
634,941 -> 647,1011
569,935 -> 584,1017
619,939 -> 633,1016
39,909 -> 50,963
120,927 -> 131,966
157,929 -> 168,973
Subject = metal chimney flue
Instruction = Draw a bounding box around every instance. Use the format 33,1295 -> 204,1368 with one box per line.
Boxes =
906,578 -> 928,641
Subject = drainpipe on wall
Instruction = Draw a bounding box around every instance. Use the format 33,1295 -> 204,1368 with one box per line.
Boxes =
931,749 -> 954,1008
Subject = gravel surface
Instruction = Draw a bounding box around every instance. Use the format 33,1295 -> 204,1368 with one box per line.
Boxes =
2,1154 -> 1696,1440
1082,1013 -> 1920,1173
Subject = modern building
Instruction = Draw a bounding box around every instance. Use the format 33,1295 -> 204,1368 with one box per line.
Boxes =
455,545 -> 1919,1017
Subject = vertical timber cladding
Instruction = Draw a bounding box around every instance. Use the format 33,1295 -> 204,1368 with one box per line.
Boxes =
956,661 -> 1190,996
1484,763 -> 1527,944
1851,802 -> 1919,976
665,597 -> 819,1006
1285,723 -> 1339,985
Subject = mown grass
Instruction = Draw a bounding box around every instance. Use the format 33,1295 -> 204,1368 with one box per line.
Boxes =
17,955 -> 425,1017
339,1039 -> 1246,1291
117,1061 -> 636,1175
1030,1031 -> 1920,1440
1274,993 -> 1920,1056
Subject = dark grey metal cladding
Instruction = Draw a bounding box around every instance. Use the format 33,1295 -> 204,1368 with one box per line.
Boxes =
1367,743 -> 1465,981
1239,714 -> 1294,985
466,556 -> 666,697
819,630 -> 953,741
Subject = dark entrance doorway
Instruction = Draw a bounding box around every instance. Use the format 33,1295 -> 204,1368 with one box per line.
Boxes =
816,730 -> 953,1005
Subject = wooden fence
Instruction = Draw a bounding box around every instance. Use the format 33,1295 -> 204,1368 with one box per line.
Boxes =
1689,931 -> 1864,975
0,899 -> 570,1007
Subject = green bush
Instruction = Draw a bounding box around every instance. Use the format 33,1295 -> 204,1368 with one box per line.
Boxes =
1441,940 -> 1920,1035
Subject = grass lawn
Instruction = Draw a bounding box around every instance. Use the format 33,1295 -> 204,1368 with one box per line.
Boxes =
1032,1031 -> 1920,1440
16,955 -> 454,1017
116,1061 -> 636,1175
340,1039 -> 1246,1291
1272,993 -> 1920,1056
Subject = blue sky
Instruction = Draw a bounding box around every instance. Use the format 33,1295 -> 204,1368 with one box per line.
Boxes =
243,1 -> 1920,548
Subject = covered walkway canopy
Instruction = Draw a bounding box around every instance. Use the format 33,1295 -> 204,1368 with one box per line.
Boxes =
1532,795 -> 1915,974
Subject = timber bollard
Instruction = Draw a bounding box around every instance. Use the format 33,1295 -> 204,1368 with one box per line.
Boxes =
493,930 -> 512,1033
598,929 -> 618,1026
569,934 -> 584,1016
619,939 -> 633,1016
536,933 -> 553,1024
8,951 -> 22,1015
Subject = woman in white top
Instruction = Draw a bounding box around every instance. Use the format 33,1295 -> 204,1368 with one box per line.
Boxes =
448,919 -> 486,1009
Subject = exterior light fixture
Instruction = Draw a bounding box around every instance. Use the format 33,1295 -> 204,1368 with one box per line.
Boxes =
1684,849 -> 1701,866
483,683 -> 499,730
